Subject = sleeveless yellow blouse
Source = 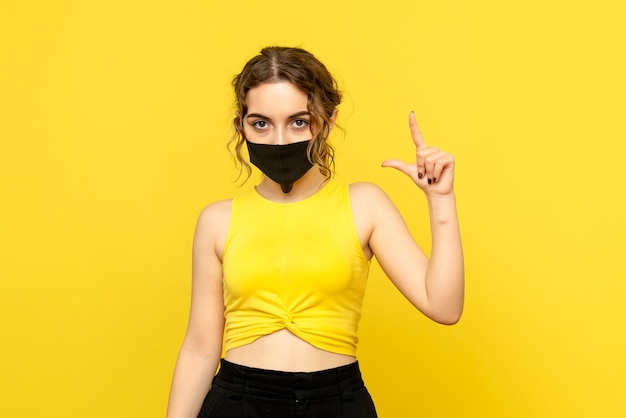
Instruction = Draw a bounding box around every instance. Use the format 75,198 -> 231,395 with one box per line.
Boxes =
222,179 -> 370,356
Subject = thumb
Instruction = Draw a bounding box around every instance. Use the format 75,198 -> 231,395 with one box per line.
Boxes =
381,159 -> 415,178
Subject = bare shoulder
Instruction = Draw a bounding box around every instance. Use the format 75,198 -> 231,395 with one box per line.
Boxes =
194,199 -> 233,257
349,181 -> 407,233
349,181 -> 385,198
348,181 -> 395,211
347,182 -> 403,259
198,199 -> 233,225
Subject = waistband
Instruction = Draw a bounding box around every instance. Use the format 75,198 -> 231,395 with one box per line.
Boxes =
213,359 -> 364,401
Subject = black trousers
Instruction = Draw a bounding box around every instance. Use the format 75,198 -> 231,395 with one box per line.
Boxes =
197,359 -> 378,418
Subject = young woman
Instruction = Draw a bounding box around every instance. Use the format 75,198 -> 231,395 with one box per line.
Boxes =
166,47 -> 464,418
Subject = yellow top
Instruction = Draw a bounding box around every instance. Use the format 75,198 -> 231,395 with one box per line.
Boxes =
222,179 -> 370,356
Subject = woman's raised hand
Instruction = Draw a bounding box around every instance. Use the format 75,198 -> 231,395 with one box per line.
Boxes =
382,112 -> 455,197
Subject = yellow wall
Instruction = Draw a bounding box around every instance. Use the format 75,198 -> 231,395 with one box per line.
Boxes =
1,1 -> 625,417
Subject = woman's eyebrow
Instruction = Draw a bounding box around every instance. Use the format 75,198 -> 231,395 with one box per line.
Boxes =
245,113 -> 269,120
246,110 -> 310,120
289,111 -> 311,118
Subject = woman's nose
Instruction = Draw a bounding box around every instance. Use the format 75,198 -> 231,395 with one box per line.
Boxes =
273,127 -> 290,145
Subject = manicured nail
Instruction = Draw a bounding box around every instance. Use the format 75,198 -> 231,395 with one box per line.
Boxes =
428,178 -> 432,185
433,177 -> 437,183
418,173 -> 423,179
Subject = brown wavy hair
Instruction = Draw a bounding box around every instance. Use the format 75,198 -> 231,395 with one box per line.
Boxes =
229,47 -> 342,181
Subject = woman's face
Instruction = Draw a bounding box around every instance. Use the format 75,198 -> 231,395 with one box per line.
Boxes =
243,82 -> 312,145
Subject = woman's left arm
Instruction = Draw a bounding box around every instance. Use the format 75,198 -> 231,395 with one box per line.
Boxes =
368,112 -> 464,324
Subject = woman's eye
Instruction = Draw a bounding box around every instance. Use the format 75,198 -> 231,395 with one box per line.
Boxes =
252,120 -> 268,129
292,119 -> 309,129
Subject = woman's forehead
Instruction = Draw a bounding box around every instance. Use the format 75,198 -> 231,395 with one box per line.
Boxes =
245,82 -> 308,115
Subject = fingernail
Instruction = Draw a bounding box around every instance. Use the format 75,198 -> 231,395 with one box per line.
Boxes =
418,173 -> 423,179
433,177 -> 437,183
428,178 -> 432,185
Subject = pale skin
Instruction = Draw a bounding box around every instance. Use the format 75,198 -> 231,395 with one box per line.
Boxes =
166,81 -> 464,418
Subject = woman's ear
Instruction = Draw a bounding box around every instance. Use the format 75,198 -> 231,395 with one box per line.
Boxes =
321,109 -> 339,139
329,109 -> 338,131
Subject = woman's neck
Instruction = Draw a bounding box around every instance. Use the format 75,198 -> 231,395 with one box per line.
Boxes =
255,167 -> 328,203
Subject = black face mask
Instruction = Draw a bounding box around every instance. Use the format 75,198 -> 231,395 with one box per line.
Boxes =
245,139 -> 313,193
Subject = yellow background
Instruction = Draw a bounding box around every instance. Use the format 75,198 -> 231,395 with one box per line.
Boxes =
1,1 -> 625,417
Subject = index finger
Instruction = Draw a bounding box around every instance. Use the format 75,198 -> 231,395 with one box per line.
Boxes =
409,111 -> 427,149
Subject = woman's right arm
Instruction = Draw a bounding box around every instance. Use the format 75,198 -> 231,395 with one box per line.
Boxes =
166,201 -> 231,418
